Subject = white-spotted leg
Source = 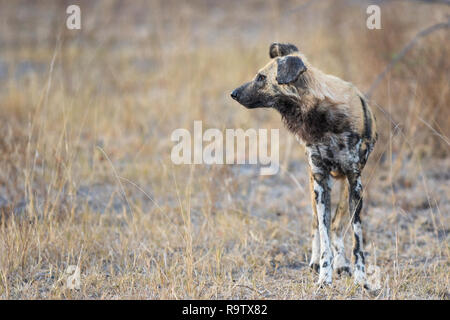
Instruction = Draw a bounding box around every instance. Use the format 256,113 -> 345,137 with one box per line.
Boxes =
307,150 -> 333,285
348,172 -> 367,287
308,168 -> 320,272
331,179 -> 351,276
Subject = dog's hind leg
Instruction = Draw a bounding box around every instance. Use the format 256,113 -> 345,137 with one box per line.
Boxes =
331,178 -> 351,276
308,168 -> 320,273
347,172 -> 367,287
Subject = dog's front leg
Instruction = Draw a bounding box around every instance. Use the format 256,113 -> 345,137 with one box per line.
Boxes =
307,150 -> 333,285
308,168 -> 320,272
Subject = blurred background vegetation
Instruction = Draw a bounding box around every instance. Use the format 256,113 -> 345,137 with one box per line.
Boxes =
0,0 -> 448,299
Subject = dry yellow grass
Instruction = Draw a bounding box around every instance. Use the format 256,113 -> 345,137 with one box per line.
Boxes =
0,0 -> 448,299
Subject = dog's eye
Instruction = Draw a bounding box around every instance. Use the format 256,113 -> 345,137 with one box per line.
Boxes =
256,74 -> 266,82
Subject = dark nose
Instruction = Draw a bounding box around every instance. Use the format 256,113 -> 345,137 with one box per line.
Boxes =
230,89 -> 239,100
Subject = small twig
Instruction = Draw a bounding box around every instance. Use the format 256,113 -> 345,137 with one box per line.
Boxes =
279,163 -> 306,193
96,147 -> 133,215
119,177 -> 164,212
418,117 -> 450,146
366,19 -> 450,99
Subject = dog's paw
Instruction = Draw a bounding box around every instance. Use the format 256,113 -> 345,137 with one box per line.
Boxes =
317,264 -> 333,286
317,274 -> 332,287
353,267 -> 367,287
309,262 -> 320,273
335,266 -> 352,277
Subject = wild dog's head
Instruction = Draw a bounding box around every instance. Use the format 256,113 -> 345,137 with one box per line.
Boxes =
231,43 -> 308,109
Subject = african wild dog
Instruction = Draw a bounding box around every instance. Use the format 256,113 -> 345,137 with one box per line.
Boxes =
231,43 -> 377,287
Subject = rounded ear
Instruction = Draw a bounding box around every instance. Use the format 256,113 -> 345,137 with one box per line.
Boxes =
276,56 -> 307,84
269,43 -> 299,58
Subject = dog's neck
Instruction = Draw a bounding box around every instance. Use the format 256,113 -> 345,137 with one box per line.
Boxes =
276,92 -> 351,145
274,91 -> 322,143
275,96 -> 304,131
